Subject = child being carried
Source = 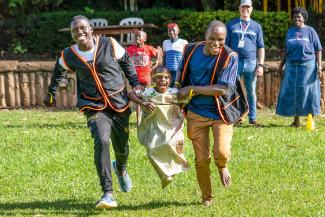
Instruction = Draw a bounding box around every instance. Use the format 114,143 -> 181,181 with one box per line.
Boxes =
128,66 -> 190,189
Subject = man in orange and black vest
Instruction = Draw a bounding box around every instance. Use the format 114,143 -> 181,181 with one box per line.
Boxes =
175,20 -> 238,206
44,15 -> 141,209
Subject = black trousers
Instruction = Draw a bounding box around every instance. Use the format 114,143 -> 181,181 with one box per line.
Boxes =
85,107 -> 131,194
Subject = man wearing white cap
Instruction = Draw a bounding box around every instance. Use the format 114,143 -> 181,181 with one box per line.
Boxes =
226,0 -> 265,127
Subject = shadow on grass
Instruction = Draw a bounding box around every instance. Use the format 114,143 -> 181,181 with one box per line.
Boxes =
234,123 -> 289,128
3,122 -> 86,129
118,199 -> 198,210
0,199 -> 197,215
0,199 -> 95,215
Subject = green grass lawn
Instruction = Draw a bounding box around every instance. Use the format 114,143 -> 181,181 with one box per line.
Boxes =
0,109 -> 324,217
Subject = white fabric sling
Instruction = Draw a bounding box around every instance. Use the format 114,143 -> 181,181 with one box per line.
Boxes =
137,89 -> 190,188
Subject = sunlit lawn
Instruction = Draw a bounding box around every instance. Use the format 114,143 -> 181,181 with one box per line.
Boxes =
0,109 -> 324,216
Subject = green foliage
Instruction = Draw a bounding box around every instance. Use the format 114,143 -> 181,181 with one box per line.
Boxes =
84,6 -> 95,14
12,8 -> 290,56
0,110 -> 324,216
9,39 -> 27,54
251,11 -> 290,49
8,0 -> 24,15
8,0 -> 65,16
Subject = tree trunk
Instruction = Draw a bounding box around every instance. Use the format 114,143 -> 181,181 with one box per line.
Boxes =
130,0 -> 138,11
263,0 -> 268,13
200,0 -> 217,10
288,0 -> 292,18
276,0 -> 281,11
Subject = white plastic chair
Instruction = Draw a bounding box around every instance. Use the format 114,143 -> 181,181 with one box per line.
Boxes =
89,18 -> 108,28
119,17 -> 144,44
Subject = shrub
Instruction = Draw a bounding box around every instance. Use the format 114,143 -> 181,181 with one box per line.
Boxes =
10,8 -> 291,58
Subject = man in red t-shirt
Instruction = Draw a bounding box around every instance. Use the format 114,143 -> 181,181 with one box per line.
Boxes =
127,30 -> 159,86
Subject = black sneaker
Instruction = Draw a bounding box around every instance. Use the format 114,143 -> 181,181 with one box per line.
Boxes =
249,120 -> 261,127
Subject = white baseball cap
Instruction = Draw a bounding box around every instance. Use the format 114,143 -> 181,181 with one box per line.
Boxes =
240,0 -> 252,7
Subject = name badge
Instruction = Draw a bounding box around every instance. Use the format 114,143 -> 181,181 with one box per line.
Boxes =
238,40 -> 245,48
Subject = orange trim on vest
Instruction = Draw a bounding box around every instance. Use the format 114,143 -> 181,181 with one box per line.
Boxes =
81,92 -> 103,101
223,95 -> 240,109
181,43 -> 237,124
70,37 -> 107,111
215,96 -> 228,123
69,37 -> 129,113
80,105 -> 105,112
222,52 -> 237,71
91,38 -> 129,112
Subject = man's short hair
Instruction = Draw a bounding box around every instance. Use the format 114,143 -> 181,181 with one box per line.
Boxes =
71,15 -> 90,24
206,20 -> 226,34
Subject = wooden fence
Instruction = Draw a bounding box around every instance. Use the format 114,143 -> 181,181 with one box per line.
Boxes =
0,61 -> 76,109
0,60 -> 324,111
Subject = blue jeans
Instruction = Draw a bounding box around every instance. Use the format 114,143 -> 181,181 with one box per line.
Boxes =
237,59 -> 257,122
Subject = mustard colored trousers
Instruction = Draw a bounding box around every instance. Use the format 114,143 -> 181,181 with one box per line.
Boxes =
186,111 -> 233,201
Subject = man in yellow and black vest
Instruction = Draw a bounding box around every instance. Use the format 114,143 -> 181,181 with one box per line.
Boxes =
44,15 -> 141,209
175,20 -> 238,206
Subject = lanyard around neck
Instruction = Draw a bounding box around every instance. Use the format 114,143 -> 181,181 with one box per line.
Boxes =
239,20 -> 250,40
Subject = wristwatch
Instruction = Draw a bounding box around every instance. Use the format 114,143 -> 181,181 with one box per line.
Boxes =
257,63 -> 265,69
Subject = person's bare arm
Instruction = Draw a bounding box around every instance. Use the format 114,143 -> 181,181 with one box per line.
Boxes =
128,91 -> 155,112
173,69 -> 182,89
256,48 -> 265,77
178,84 -> 227,99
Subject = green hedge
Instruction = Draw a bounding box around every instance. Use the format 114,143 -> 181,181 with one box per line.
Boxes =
15,8 -> 290,57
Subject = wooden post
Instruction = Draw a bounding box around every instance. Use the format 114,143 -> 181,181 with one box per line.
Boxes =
67,73 -> 77,107
45,72 -> 52,93
275,76 -> 281,107
0,73 -> 6,108
256,76 -> 265,109
270,74 -> 275,106
35,72 -> 44,106
265,72 -> 272,107
20,73 -> 30,107
30,72 -> 36,106
14,73 -> 21,107
7,72 -> 16,107
58,78 -> 68,108
56,91 -> 62,108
